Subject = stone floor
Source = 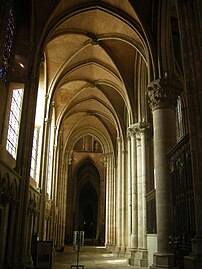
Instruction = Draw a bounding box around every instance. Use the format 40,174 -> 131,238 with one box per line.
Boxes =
52,246 -> 148,269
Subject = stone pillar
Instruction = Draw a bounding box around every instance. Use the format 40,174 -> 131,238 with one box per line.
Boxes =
104,154 -> 110,245
109,154 -> 115,245
24,200 -> 37,268
49,144 -> 57,242
105,153 -> 114,248
39,118 -> 50,240
58,159 -> 65,246
127,133 -> 132,249
147,78 -> 181,268
127,128 -> 138,250
111,163 -> 116,248
137,122 -> 150,267
128,123 -> 150,267
136,128 -> 142,248
115,137 -> 122,251
60,158 -> 67,247
121,149 -> 126,252
140,124 -> 150,251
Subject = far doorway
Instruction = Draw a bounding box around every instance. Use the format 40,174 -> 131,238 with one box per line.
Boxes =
78,181 -> 98,243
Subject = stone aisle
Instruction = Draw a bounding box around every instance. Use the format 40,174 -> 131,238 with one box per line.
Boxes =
52,246 -> 148,269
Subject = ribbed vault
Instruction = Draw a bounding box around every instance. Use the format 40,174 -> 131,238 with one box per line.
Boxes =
43,0 -> 149,155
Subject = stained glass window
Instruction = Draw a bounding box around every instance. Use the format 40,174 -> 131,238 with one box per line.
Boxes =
0,8 -> 15,82
6,88 -> 23,158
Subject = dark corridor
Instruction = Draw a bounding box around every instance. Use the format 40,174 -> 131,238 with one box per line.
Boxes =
79,181 -> 98,240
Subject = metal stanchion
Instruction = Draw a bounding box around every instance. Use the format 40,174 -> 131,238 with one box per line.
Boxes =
71,231 -> 85,269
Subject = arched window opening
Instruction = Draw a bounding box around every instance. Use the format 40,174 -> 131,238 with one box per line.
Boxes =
6,87 -> 23,159
176,96 -> 187,140
30,59 -> 46,185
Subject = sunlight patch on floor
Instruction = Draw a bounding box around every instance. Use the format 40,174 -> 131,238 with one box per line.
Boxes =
105,259 -> 127,264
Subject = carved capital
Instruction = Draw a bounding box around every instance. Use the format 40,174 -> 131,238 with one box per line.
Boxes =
127,131 -> 131,140
147,78 -> 181,111
51,101 -> 55,107
128,122 -> 150,138
68,150 -> 73,164
127,127 -> 136,138
103,155 -> 108,167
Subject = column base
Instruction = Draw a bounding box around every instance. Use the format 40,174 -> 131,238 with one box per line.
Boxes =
114,245 -> 126,256
184,235 -> 202,269
24,255 -> 34,268
115,245 -> 121,254
129,248 -> 148,267
150,252 -> 175,269
184,254 -> 202,269
119,246 -> 126,256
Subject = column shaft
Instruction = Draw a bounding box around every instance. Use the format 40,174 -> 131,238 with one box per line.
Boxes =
127,135 -> 132,248
116,137 -> 122,249
147,78 -> 181,268
153,108 -> 176,252
130,132 -> 138,249
39,118 -> 50,240
105,154 -> 110,245
121,149 -> 125,249
141,129 -> 148,250
136,134 -> 142,248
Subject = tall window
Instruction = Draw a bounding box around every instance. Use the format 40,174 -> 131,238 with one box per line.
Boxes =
46,116 -> 55,198
176,96 -> 186,140
30,127 -> 40,180
0,8 -> 15,82
6,88 -> 23,158
46,149 -> 52,197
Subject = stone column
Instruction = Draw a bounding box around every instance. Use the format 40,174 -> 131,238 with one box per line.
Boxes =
105,153 -> 114,248
121,149 -> 126,252
58,159 -> 65,246
147,78 -> 181,268
136,122 -> 150,267
109,154 -> 115,245
61,158 -> 67,247
128,123 -> 150,267
112,163 -> 116,247
140,123 -> 150,251
39,118 -> 50,240
104,154 -> 110,245
24,200 -> 37,267
115,137 -> 122,251
127,128 -> 138,250
127,133 -> 132,249
136,128 -> 142,249
49,144 -> 57,242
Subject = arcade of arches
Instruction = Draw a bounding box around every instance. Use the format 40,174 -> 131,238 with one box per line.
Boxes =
0,1 -> 202,269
